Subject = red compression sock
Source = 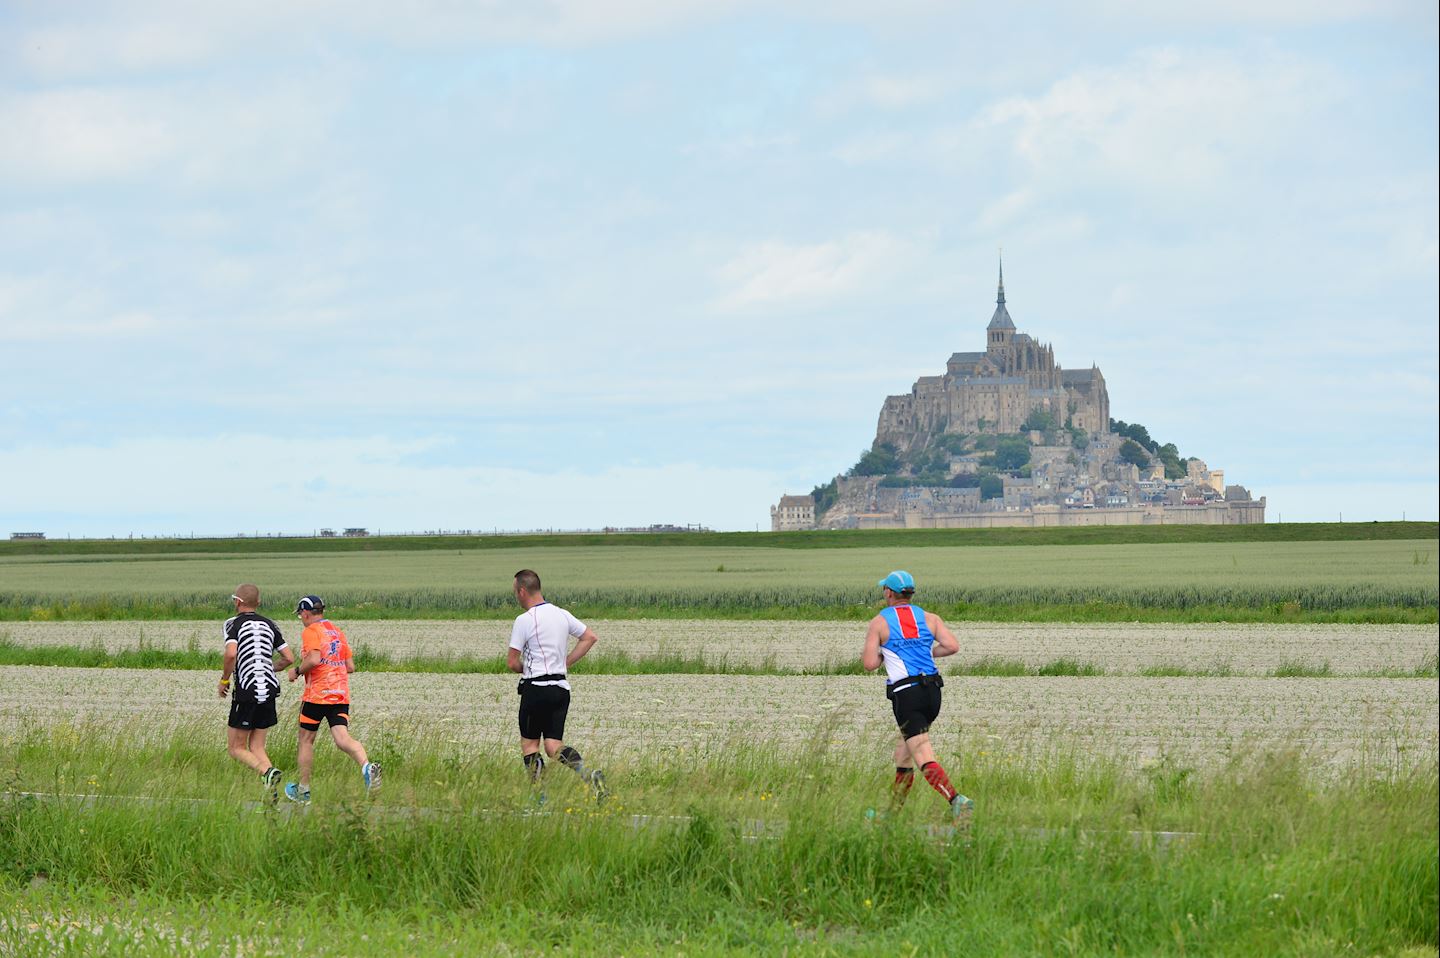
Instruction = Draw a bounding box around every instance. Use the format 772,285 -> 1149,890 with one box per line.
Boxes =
921,761 -> 957,802
891,767 -> 915,808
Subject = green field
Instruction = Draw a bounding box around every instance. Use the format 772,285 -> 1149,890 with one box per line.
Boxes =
2,536 -> 1435,622
1,725 -> 1434,957
2,521 -> 1433,557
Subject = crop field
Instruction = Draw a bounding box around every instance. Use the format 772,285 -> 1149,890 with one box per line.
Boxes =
3,619 -> 1437,677
1,665 -> 1436,769
1,538 -> 1436,621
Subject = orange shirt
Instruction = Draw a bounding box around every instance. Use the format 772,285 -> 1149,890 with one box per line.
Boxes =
300,620 -> 352,705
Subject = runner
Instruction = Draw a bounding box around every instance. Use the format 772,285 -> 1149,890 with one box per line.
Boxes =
219,584 -> 294,798
282,595 -> 380,804
508,569 -> 607,802
861,570 -> 974,820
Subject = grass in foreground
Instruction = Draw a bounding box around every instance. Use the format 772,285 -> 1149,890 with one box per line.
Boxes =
0,724 -> 1435,956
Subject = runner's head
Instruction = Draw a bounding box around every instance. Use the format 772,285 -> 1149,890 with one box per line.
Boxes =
231,583 -> 260,611
295,594 -> 325,624
513,569 -> 543,607
878,570 -> 916,604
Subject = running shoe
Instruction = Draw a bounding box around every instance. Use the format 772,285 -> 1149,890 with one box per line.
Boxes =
590,769 -> 608,803
262,767 -> 282,788
362,762 -> 382,792
950,794 -> 975,821
283,782 -> 311,805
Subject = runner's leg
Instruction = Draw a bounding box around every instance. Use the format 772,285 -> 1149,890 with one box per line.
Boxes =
903,732 -> 958,802
891,735 -> 916,810
249,728 -> 273,775
226,727 -> 266,774
330,725 -> 369,768
296,726 -> 318,788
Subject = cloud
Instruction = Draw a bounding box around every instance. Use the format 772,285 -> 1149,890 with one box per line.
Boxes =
975,189 -> 1036,232
981,47 -> 1326,191
5,0 -> 757,79
711,230 -> 918,312
0,80 -> 343,186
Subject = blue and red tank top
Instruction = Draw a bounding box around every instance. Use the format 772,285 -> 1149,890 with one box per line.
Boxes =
878,604 -> 939,686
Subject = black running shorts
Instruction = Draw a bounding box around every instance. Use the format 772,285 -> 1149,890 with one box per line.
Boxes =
517,684 -> 570,741
299,701 -> 351,728
228,697 -> 278,731
890,683 -> 942,739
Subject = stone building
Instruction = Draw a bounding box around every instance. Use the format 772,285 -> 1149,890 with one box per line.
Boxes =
770,494 -> 816,531
875,261 -> 1109,449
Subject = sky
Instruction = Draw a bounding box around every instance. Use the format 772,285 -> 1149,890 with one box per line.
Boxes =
1,0 -> 1436,536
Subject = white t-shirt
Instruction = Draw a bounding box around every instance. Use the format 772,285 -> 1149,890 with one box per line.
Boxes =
509,602 -> 586,690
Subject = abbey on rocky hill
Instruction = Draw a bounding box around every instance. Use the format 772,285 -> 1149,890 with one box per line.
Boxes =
876,259 -> 1108,451
769,258 -> 1265,531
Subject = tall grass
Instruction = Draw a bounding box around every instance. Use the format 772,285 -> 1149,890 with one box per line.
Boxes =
1,725 -> 1435,956
2,583 -> 1434,623
15,638 -> 1430,678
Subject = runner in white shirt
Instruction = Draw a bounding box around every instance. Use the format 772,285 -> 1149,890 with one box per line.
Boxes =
507,569 -> 607,802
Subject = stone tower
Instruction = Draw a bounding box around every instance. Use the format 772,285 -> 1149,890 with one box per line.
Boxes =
986,257 -> 1016,353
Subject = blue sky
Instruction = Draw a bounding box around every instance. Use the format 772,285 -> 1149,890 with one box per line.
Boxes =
1,1 -> 1436,536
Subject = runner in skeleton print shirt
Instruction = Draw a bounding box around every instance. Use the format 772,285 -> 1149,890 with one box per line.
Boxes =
219,583 -> 294,798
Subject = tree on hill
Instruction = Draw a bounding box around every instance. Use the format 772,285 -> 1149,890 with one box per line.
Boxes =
1022,408 -> 1056,432
979,474 -> 1003,499
851,443 -> 899,476
991,436 -> 1031,471
1157,443 -> 1185,480
1119,438 -> 1151,468
810,479 -> 838,517
1112,419 -> 1186,475
1110,419 -> 1158,453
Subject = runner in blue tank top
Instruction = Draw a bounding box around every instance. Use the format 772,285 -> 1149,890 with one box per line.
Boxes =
861,570 -> 974,821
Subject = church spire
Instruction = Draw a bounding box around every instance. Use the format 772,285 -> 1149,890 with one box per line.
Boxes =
986,249 -> 1016,336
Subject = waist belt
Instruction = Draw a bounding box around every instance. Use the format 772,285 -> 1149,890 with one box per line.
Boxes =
517,673 -> 566,693
886,673 -> 943,699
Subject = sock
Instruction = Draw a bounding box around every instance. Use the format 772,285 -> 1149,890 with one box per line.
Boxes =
921,761 -> 957,802
890,766 -> 915,809
557,745 -> 595,785
523,752 -> 545,784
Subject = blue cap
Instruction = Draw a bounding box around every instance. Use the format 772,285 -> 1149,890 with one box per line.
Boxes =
878,570 -> 916,593
295,595 -> 325,614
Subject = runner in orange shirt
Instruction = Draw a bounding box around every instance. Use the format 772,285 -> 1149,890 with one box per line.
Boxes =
282,595 -> 380,804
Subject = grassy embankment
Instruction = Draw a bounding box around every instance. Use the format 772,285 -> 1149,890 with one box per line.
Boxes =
1,533 -> 1435,623
0,636 -> 1434,679
0,726 -> 1434,957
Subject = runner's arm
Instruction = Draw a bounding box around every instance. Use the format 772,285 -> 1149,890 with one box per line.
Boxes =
565,627 -> 598,668
219,643 -> 237,697
506,648 -> 523,673
928,613 -> 960,658
861,617 -> 887,672
274,644 -> 296,671
292,649 -> 322,676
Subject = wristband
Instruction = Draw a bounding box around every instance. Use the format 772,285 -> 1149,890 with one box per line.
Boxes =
220,678 -> 231,687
